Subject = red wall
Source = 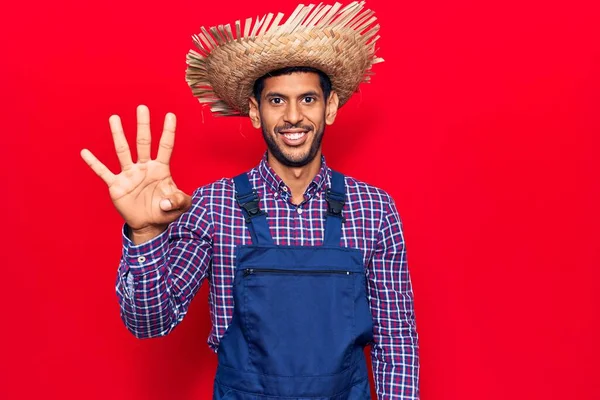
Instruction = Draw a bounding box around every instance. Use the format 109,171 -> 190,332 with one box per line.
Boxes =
2,0 -> 599,399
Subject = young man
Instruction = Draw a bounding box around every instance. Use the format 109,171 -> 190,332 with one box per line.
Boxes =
81,2 -> 419,399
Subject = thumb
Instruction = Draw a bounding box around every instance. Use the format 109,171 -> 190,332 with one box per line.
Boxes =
160,191 -> 192,212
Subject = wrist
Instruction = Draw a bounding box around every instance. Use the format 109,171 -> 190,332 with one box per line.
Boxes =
128,225 -> 168,245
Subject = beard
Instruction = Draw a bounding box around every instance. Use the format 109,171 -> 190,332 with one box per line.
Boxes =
261,118 -> 325,168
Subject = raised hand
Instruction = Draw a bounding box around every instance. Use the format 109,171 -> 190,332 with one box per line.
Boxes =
81,105 -> 192,244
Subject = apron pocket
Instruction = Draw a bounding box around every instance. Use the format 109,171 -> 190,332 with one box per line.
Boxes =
242,268 -> 355,376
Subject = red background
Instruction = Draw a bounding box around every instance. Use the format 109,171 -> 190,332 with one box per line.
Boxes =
1,0 -> 599,399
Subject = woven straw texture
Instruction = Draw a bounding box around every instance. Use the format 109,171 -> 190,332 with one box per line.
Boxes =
185,1 -> 384,116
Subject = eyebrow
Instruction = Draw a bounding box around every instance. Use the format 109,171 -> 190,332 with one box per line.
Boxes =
264,90 -> 321,99
300,91 -> 320,98
264,91 -> 288,99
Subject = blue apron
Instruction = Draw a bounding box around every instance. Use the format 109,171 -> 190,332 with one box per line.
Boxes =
213,170 -> 374,399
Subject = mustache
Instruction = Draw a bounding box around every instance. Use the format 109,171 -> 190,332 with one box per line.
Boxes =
274,124 -> 313,134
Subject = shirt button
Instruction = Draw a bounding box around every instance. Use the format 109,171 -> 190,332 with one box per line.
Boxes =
274,192 -> 279,198
297,208 -> 303,215
282,187 -> 289,192
137,256 -> 146,263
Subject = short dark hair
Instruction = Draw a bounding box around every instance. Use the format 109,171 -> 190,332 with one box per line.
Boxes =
252,66 -> 332,105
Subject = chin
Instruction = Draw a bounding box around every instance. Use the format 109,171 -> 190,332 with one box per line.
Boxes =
284,152 -> 318,167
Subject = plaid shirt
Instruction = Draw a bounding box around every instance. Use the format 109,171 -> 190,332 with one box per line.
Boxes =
116,154 -> 419,399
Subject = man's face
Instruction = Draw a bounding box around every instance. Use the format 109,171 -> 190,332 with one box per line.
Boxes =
249,72 -> 339,168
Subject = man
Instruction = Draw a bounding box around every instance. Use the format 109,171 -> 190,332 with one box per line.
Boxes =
81,2 -> 419,399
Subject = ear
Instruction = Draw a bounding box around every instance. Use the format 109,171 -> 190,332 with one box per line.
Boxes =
248,97 -> 262,129
325,91 -> 339,125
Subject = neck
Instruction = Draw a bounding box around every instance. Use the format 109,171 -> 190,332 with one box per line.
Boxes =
267,150 -> 322,205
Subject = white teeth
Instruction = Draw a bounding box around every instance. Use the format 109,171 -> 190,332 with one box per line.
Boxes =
283,132 -> 306,140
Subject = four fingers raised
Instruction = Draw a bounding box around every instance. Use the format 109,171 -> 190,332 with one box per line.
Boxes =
83,106 -> 177,181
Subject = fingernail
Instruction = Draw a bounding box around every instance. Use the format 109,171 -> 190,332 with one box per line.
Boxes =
160,199 -> 172,210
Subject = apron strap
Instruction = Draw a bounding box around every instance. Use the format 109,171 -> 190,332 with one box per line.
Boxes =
233,172 -> 274,246
323,170 -> 346,247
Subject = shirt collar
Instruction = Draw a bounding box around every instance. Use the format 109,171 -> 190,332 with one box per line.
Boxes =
257,152 -> 330,196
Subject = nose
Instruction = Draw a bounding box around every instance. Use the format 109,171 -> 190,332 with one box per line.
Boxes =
283,102 -> 303,126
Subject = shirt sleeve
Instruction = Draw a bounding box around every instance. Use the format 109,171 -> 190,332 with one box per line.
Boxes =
115,189 -> 213,339
368,195 -> 420,399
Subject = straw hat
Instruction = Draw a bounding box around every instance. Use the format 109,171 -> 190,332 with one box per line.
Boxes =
185,1 -> 384,116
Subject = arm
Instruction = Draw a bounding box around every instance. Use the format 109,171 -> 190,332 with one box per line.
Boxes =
368,196 -> 420,399
115,190 -> 212,338
80,105 -> 203,338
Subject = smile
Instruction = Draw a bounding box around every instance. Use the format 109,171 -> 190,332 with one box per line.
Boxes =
282,131 -> 307,140
278,129 -> 310,146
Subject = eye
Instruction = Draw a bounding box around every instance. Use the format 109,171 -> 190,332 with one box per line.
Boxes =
269,97 -> 284,105
303,96 -> 316,104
